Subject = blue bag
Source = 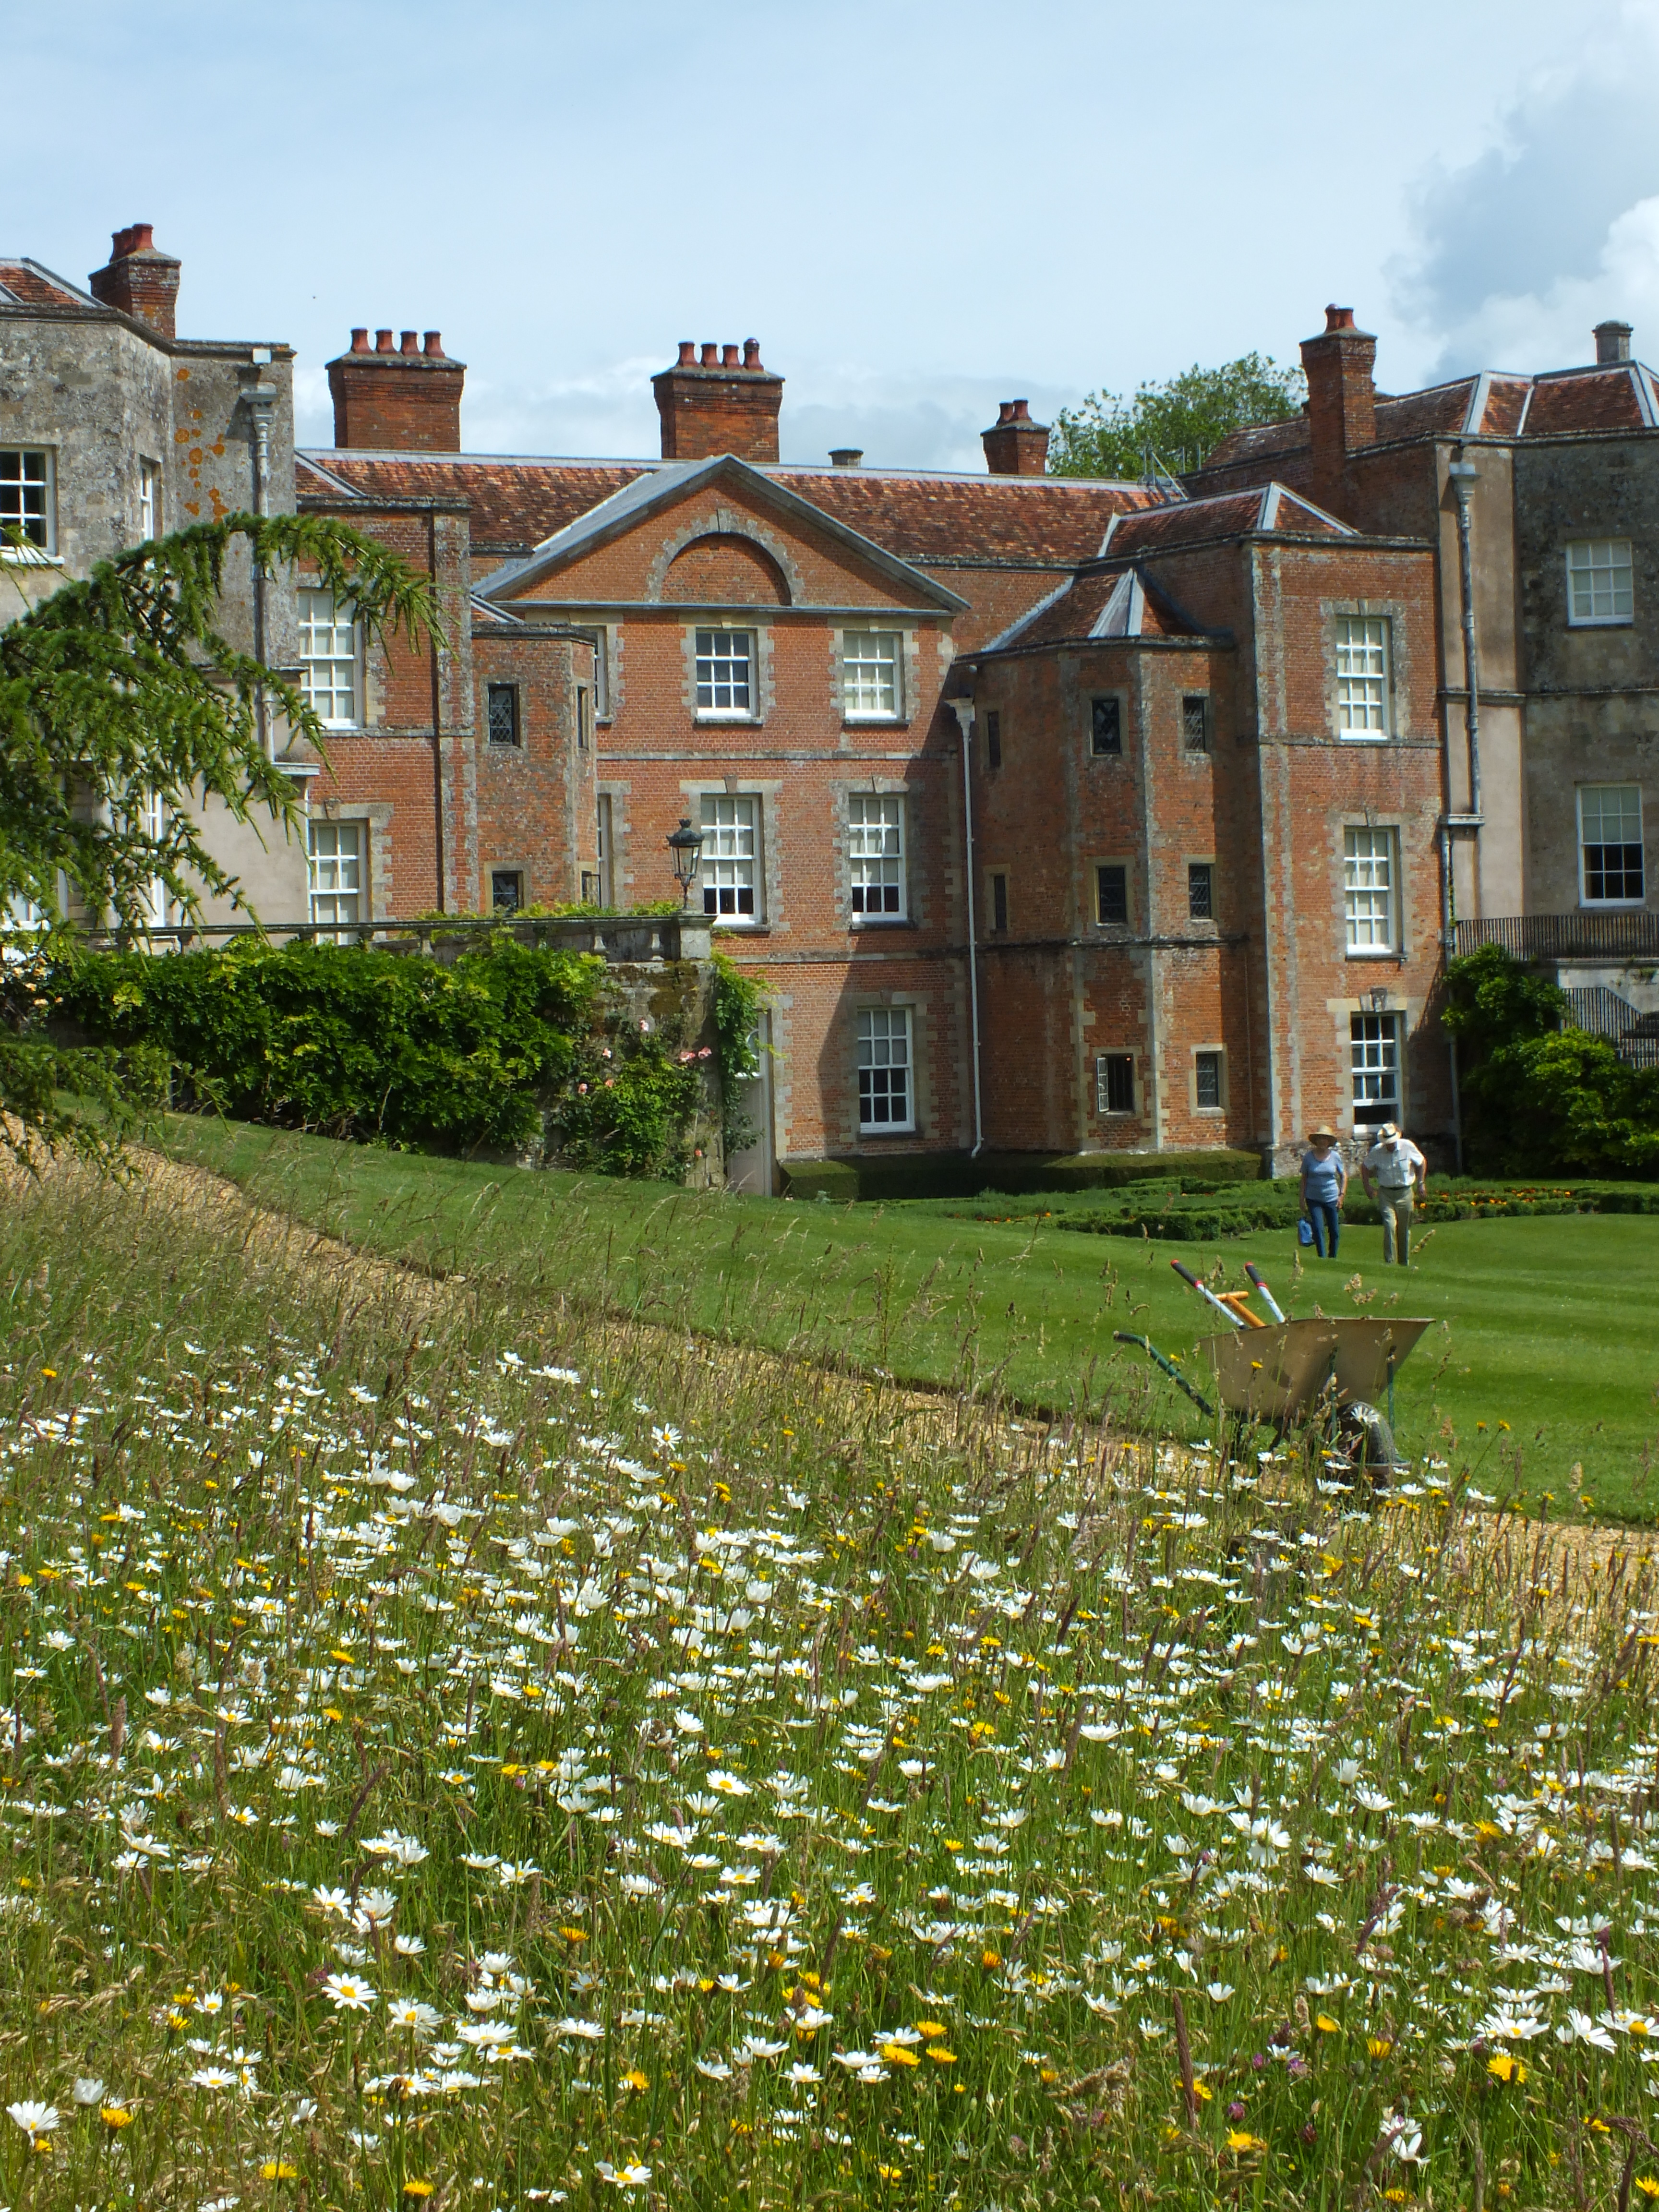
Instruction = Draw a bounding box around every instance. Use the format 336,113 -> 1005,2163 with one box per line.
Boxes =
1297,1215 -> 1314,1247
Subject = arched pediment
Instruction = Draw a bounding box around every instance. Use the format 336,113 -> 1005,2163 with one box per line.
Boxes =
660,530 -> 793,606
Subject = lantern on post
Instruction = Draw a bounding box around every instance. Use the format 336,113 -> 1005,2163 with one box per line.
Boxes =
667,817 -> 705,909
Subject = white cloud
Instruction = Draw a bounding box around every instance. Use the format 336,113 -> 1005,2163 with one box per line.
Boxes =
1393,2 -> 1659,374
1415,196 -> 1659,376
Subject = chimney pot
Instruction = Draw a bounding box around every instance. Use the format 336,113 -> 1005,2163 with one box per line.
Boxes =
830,447 -> 864,467
983,400 -> 1051,475
1300,304 -> 1377,517
328,327 -> 467,450
653,337 -> 784,461
88,221 -> 181,339
1595,318 -> 1634,364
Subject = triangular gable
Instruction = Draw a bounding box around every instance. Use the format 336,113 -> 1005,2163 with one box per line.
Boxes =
473,452 -> 967,614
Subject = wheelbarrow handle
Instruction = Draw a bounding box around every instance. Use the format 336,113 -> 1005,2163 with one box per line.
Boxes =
1169,1258 -> 1246,1330
1244,1264 -> 1286,1324
1113,1332 -> 1216,1419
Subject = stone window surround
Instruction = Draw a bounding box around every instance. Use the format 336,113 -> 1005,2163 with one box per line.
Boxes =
1322,600 -> 1416,743
1090,853 -> 1138,932
1189,1045 -> 1228,1113
1326,990 -> 1416,1138
1094,1049 -> 1142,1119
1087,688 -> 1130,760
847,988 -> 932,1145
1185,854 -> 1217,925
681,619 -> 776,729
1180,689 -> 1213,758
1337,811 -> 1408,960
308,796 -> 395,923
680,775 -> 784,931
832,624 -> 916,728
1564,537 -> 1635,629
598,781 -> 633,908
0,442 -> 58,560
1576,781 -> 1647,908
828,773 -> 922,931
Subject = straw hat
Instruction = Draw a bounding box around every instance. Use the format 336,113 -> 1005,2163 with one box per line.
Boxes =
1375,1122 -> 1400,1141
1305,1125 -> 1337,1142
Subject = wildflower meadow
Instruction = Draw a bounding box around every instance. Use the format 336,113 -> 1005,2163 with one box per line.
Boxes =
0,1158 -> 1657,2211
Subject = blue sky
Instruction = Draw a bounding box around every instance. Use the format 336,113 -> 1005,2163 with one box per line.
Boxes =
9,0 -> 1659,467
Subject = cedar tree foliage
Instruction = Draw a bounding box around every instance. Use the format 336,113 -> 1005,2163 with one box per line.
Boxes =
0,512 -> 437,1159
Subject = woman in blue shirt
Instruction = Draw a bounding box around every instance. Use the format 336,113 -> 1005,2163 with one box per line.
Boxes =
1299,1126 -> 1347,1258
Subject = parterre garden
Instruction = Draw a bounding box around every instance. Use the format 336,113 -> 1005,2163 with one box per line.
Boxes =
0,1151 -> 1658,2209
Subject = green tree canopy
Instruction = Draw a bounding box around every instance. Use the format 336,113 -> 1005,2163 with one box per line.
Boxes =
1047,354 -> 1307,480
1443,942 -> 1659,1176
1,510 -> 436,1158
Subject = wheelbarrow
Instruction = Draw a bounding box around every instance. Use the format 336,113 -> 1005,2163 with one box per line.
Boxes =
1116,1261 -> 1433,1481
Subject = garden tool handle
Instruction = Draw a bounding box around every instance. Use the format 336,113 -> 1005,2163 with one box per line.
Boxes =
1169,1259 -> 1245,1330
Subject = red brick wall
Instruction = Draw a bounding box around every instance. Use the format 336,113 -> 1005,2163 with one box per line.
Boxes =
969,529 -> 1449,1167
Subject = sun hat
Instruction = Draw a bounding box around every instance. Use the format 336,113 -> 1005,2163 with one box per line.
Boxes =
1305,1125 -> 1337,1142
1375,1122 -> 1400,1141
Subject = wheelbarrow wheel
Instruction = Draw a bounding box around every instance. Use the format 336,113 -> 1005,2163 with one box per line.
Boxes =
1329,1399 -> 1405,1491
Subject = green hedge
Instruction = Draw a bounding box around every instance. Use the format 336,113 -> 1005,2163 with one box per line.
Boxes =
50,938 -> 715,1178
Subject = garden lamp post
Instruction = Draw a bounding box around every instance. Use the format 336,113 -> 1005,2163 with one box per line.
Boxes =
667,817 -> 705,909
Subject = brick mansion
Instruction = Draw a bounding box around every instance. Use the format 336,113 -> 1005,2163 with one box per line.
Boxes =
5,226 -> 1659,1183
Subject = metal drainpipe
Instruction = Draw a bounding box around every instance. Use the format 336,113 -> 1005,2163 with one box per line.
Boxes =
1445,452 -> 1481,1176
1448,454 -> 1482,820
244,364 -> 277,760
1441,818 -> 1464,1173
947,698 -> 985,1156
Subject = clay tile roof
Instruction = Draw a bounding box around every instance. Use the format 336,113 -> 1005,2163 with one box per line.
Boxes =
770,468 -> 1154,564
1524,368 -> 1649,435
1198,415 -> 1309,472
1478,376 -> 1532,436
1374,380 -> 1477,442
0,260 -> 93,309
297,453 -> 655,545
298,449 -> 1155,564
1099,482 -> 1351,556
1001,563 -> 1214,649
1103,492 -> 1266,553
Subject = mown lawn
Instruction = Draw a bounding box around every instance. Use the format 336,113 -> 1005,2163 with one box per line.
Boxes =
154,1117 -> 1659,1517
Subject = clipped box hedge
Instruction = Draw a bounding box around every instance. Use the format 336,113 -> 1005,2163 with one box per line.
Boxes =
778,1148 -> 1262,1204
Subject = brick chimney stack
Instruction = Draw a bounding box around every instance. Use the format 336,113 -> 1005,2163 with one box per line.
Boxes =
652,339 -> 783,462
327,327 -> 466,451
88,224 -> 181,340
982,399 -> 1049,476
1595,319 -> 1634,364
1300,305 -> 1377,513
